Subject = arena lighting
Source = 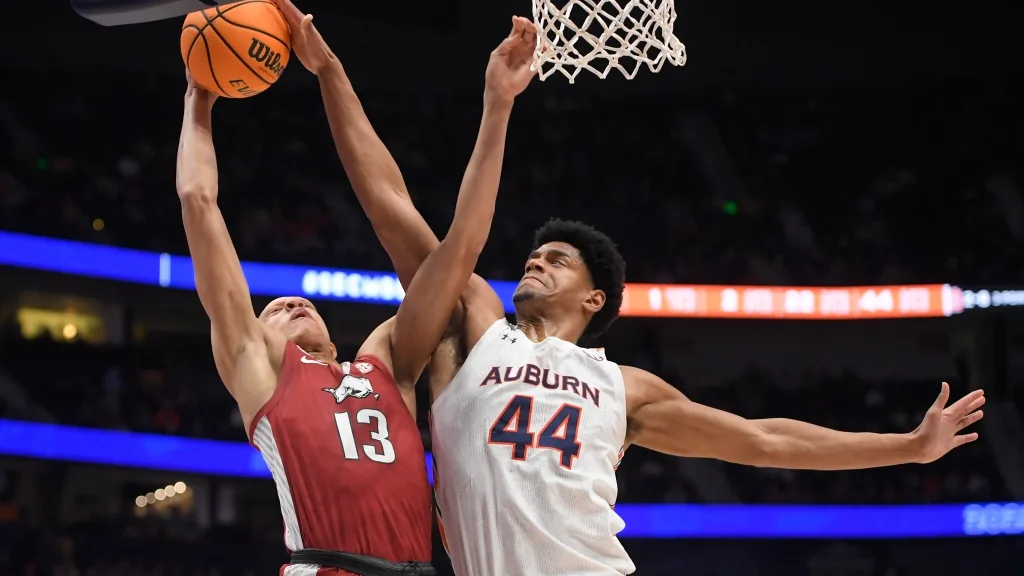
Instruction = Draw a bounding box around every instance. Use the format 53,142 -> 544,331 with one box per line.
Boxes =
0,230 -> 975,320
136,481 -> 188,508
0,418 -> 1021,538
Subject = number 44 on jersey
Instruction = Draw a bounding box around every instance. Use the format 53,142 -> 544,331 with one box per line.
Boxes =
488,395 -> 582,469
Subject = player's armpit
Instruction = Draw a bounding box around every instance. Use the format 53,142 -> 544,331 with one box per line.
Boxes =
460,275 -> 506,347
177,91 -> 280,405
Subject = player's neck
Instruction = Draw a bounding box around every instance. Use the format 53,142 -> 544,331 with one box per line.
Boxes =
298,343 -> 338,366
514,317 -> 583,345
312,354 -> 339,366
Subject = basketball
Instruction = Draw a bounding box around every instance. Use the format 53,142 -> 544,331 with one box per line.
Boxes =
180,0 -> 291,99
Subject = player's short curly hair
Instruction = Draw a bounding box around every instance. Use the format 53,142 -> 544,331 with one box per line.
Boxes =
533,219 -> 626,340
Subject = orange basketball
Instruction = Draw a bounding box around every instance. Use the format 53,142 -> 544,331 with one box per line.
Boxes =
180,0 -> 291,99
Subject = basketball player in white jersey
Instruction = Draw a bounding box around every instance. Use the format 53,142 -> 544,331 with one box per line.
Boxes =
280,4 -> 986,574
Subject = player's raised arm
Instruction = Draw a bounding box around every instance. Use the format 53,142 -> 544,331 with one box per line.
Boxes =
270,0 -> 436,289
275,0 -> 507,354
176,76 -> 281,409
622,366 -> 986,470
384,18 -> 537,385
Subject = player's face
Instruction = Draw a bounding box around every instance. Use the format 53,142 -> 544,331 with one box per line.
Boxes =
512,242 -> 605,317
258,297 -> 334,356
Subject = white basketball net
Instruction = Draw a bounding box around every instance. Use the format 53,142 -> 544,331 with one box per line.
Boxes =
531,0 -> 687,83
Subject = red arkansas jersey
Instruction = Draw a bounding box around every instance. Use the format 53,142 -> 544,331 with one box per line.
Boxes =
248,341 -> 432,575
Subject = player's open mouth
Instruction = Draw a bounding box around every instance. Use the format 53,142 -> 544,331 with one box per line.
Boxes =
291,309 -> 312,321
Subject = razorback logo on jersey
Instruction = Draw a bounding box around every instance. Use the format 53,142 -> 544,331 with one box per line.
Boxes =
323,374 -> 380,404
583,347 -> 607,362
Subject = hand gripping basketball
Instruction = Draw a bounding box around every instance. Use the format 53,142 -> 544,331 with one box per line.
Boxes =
484,16 -> 540,105
184,69 -> 218,107
180,1 -> 292,98
269,0 -> 335,75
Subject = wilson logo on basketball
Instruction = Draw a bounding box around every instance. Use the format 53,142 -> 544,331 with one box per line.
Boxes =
247,39 -> 285,76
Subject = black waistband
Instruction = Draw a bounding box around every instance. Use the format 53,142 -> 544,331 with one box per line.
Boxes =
290,549 -> 435,576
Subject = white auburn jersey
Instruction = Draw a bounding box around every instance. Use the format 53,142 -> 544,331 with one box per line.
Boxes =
431,319 -> 634,576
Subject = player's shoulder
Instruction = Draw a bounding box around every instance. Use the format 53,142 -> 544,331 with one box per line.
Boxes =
347,356 -> 394,383
618,365 -> 657,391
565,339 -> 614,367
619,365 -> 680,407
476,317 -> 517,342
355,316 -> 397,377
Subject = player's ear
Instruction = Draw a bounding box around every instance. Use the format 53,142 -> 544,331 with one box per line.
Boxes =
582,289 -> 606,315
329,342 -> 338,359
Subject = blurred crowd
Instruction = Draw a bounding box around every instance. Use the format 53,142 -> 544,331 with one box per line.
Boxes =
0,74 -> 1021,286
0,518 -> 278,576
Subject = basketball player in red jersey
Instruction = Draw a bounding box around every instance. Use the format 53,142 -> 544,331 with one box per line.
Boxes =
174,16 -> 537,574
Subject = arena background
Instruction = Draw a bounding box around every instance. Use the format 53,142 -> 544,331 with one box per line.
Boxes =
1,0 -> 1023,573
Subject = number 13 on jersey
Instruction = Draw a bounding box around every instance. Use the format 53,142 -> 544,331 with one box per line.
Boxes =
488,395 -> 582,469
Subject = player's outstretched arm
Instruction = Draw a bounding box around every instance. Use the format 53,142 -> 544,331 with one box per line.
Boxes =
386,18 -> 537,386
270,0 -> 436,289
622,366 -> 985,470
176,77 -> 281,412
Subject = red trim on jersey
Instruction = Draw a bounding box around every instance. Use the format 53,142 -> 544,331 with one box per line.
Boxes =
435,509 -> 451,556
247,340 -> 299,448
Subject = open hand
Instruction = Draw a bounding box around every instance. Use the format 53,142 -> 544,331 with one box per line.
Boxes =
912,382 -> 985,464
270,0 -> 335,75
485,16 -> 539,105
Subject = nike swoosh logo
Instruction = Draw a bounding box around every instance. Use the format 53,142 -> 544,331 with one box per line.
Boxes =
300,356 -> 328,365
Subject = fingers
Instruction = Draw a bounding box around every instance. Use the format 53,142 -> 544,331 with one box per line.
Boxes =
513,15 -> 537,36
300,13 -> 316,34
270,0 -> 305,28
953,432 -> 979,447
962,394 -> 986,416
493,15 -> 539,74
515,16 -> 537,45
956,410 -> 984,431
947,389 -> 986,417
507,16 -> 520,39
932,381 -> 951,410
503,15 -> 537,44
511,18 -> 539,65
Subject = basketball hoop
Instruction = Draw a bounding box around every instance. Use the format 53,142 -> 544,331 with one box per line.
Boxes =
531,0 -> 687,83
